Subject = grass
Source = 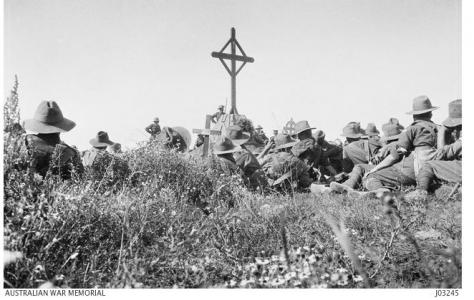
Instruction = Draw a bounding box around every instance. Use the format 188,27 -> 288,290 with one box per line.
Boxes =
3,135 -> 461,288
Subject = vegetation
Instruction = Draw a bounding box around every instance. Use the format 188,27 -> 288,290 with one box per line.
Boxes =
3,81 -> 461,289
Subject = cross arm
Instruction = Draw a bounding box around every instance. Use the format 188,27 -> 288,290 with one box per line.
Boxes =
211,52 -> 255,63
192,128 -> 221,136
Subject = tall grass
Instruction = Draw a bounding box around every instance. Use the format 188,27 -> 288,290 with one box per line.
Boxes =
3,79 -> 461,288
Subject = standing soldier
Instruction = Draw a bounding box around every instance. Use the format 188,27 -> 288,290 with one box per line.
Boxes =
20,101 -> 83,179
211,105 -> 225,124
145,117 -> 161,139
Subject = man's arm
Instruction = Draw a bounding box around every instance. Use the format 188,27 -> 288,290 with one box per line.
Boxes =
145,124 -> 153,134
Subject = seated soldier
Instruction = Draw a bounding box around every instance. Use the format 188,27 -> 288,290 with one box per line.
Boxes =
82,131 -> 130,183
212,136 -> 242,175
254,125 -> 269,144
159,126 -> 191,153
225,125 -> 268,192
313,129 -> 343,176
108,143 -> 122,154
341,122 -> 382,173
359,96 -> 439,195
259,133 -> 312,192
405,99 -> 462,200
329,118 -> 404,194
82,131 -> 115,167
20,101 -> 83,179
292,120 -> 337,181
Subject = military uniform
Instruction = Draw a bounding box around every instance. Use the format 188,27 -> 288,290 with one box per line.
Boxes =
342,138 -> 381,172
261,151 -> 312,192
21,134 -> 83,179
364,120 -> 437,191
211,110 -> 225,123
234,149 -> 268,191
145,123 -> 161,138
417,138 -> 462,191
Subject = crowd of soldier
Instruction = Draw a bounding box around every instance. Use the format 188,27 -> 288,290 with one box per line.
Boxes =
8,95 -> 461,201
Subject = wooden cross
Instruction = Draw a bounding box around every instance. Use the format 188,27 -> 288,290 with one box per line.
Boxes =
192,114 -> 221,157
283,118 -> 296,135
211,27 -> 254,115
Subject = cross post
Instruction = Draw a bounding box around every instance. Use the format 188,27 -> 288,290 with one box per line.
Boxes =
211,27 -> 254,115
192,114 -> 221,157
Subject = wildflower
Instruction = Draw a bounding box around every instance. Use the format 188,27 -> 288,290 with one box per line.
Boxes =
330,273 -> 340,282
255,258 -> 270,265
353,275 -> 363,282
270,277 -> 285,287
34,265 -> 45,273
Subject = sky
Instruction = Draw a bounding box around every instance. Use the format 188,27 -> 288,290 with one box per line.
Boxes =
4,0 -> 461,150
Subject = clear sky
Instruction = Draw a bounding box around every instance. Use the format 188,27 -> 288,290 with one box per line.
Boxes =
4,0 -> 461,150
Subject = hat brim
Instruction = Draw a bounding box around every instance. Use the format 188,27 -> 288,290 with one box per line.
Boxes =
442,117 -> 461,127
341,133 -> 363,138
406,106 -> 439,115
295,127 -> 316,135
89,138 -> 114,147
228,133 -> 251,145
23,118 -> 76,134
214,145 -> 241,155
275,141 -> 298,150
381,134 -> 400,143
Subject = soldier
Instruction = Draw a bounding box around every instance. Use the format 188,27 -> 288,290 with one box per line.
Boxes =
159,126 -> 191,153
211,105 -> 225,124
108,143 -> 122,154
82,131 -> 115,167
361,95 -> 439,194
225,125 -> 268,192
272,130 -> 279,138
259,133 -> 312,192
82,131 -> 130,184
341,122 -> 381,173
330,118 -> 405,194
313,129 -> 344,175
212,136 -> 241,175
20,101 -> 83,179
291,120 -> 337,181
254,125 -> 269,144
405,99 -> 462,199
145,117 -> 161,139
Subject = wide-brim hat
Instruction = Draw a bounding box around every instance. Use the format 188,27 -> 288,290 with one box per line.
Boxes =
255,125 -> 263,130
153,117 -> 160,122
23,101 -> 76,134
406,95 -> 439,115
294,120 -> 316,135
341,122 -> 363,138
381,118 -> 404,142
313,130 -> 325,141
172,126 -> 191,150
443,99 -> 462,127
224,125 -> 250,145
274,134 -> 298,150
213,137 -> 241,154
90,131 -> 114,147
365,123 -> 380,137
